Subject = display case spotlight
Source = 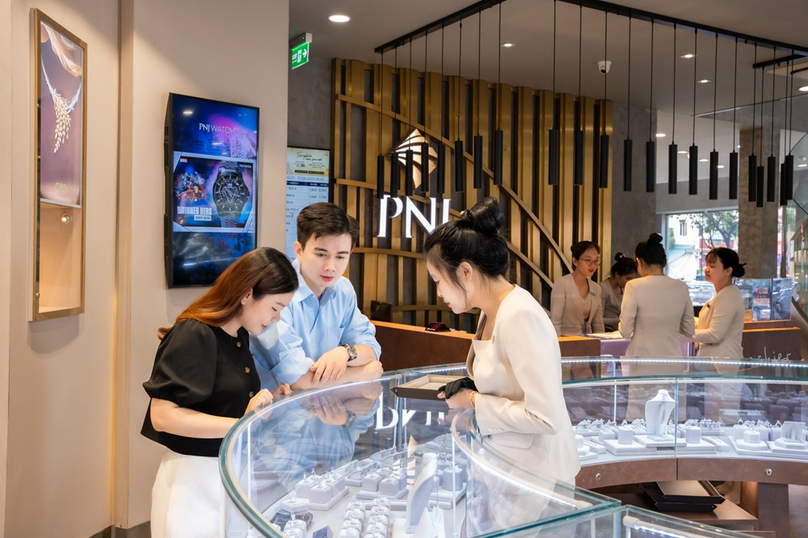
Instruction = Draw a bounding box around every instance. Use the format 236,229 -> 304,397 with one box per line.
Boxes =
60,213 -> 72,224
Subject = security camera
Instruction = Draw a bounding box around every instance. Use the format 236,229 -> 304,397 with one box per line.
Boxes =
597,60 -> 612,74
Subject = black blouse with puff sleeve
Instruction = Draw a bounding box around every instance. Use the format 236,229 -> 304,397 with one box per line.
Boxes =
141,319 -> 260,457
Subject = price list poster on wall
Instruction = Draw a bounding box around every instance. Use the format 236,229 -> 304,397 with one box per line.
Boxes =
286,147 -> 330,258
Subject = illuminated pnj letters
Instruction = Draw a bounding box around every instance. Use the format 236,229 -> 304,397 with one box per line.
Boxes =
377,195 -> 451,238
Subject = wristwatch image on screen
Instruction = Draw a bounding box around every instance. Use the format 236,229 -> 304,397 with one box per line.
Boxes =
212,162 -> 250,228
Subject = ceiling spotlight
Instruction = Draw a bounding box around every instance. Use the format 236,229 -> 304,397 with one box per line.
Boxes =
799,86 -> 808,92
329,14 -> 350,23
501,42 -> 514,48
699,158 -> 708,162
655,133 -> 666,138
799,164 -> 808,168
698,79 -> 711,84
678,150 -> 688,155
681,53 -> 695,59
717,165 -> 725,169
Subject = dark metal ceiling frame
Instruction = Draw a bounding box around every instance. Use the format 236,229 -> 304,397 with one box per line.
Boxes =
375,0 -> 808,58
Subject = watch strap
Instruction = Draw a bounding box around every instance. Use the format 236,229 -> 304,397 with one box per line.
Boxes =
342,342 -> 358,362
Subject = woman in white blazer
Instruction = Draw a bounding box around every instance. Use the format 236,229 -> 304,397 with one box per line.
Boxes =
551,241 -> 605,336
620,233 -> 695,419
424,197 -> 580,486
693,247 -> 746,361
620,233 -> 695,358
692,247 -> 746,421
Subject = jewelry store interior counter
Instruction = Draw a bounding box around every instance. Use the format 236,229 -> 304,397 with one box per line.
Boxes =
218,359 -> 803,537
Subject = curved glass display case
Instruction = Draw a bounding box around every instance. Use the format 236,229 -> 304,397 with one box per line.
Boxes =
220,358 -> 808,537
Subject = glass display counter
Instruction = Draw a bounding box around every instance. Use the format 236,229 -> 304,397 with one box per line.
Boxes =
218,358 -> 799,537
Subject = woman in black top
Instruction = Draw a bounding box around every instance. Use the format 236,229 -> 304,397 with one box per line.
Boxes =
142,247 -> 297,538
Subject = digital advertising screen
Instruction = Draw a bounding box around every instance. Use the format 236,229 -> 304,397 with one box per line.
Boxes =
165,93 -> 259,287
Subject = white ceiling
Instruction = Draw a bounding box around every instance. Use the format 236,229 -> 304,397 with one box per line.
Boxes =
290,0 -> 808,178
290,0 -> 808,114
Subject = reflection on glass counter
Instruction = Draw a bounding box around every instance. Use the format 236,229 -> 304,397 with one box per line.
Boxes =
218,358 -> 805,537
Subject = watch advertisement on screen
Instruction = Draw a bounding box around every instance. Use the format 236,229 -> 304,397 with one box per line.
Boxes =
165,93 -> 259,287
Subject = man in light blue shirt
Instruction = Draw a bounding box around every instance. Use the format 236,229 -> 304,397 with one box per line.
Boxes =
251,202 -> 382,391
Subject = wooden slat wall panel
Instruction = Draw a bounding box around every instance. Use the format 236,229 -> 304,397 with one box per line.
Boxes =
332,59 -> 611,328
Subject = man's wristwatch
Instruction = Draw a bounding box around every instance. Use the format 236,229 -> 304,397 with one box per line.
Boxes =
342,343 -> 358,362
343,409 -> 357,428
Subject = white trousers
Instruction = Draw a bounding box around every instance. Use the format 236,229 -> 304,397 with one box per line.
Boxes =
151,450 -> 224,538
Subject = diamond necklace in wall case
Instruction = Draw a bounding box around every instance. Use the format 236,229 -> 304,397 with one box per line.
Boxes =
41,59 -> 82,153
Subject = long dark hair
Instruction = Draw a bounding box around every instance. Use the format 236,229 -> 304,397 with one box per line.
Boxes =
635,233 -> 667,268
706,247 -> 745,278
159,247 -> 298,339
424,197 -> 508,289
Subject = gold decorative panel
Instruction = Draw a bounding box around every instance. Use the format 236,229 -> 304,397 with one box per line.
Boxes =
332,59 -> 612,329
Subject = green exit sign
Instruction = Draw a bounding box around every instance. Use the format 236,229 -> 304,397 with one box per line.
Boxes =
291,41 -> 310,70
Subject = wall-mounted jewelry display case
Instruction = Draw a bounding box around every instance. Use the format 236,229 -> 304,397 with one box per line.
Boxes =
32,9 -> 87,321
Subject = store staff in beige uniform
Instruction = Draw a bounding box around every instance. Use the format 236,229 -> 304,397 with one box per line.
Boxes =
551,241 -> 605,335
598,253 -> 638,331
620,233 -> 695,419
425,197 -> 580,486
620,233 -> 695,358
693,247 -> 746,361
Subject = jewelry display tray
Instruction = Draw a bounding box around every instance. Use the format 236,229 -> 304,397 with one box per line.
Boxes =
391,374 -> 463,400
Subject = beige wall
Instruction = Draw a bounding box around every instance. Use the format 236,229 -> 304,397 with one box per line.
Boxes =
0,0 -> 11,532
1,0 -> 289,535
117,0 -> 290,529
5,0 -> 119,536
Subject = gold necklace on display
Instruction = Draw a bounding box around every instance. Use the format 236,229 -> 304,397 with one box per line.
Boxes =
41,59 -> 82,153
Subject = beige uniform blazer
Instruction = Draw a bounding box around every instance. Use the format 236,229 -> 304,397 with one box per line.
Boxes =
694,284 -> 744,360
599,278 -> 623,331
619,275 -> 695,357
550,274 -> 604,336
468,286 -> 581,484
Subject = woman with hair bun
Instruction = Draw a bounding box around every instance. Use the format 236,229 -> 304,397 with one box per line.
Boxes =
620,233 -> 695,358
550,241 -> 605,336
598,253 -> 638,331
424,197 -> 580,485
693,247 -> 746,360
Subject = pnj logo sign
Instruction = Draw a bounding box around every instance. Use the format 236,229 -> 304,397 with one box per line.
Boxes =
377,195 -> 451,238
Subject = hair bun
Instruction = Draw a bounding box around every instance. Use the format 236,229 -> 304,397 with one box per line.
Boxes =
462,197 -> 504,236
614,252 -> 625,261
647,233 -> 663,247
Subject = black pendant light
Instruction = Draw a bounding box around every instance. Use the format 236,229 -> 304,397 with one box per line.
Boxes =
767,55 -> 777,203
785,52 -> 795,201
548,0 -> 560,186
757,46 -> 766,208
377,50 -> 386,199
573,3 -> 584,187
688,27 -> 698,196
473,11 -> 484,190
436,26 -> 446,196
391,47 -> 401,196
493,3 -> 504,186
623,16 -> 633,192
668,24 -> 678,194
598,9 -> 610,189
749,44 -> 758,204
709,34 -> 719,201
728,38 -> 738,200
646,20 -> 656,193
420,32 -> 429,194
454,20 -> 465,193
405,39 -> 415,197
